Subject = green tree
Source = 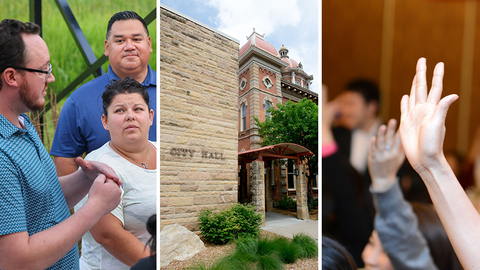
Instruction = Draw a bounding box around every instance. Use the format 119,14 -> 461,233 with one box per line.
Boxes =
254,98 -> 318,207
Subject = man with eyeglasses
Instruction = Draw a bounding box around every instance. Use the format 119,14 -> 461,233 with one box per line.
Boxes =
50,11 -> 156,177
0,19 -> 122,270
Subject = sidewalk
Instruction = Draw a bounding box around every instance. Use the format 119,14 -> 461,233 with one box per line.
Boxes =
261,212 -> 318,241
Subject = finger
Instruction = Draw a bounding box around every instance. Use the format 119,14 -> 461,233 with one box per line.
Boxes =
104,178 -> 119,187
368,136 -> 377,159
89,161 -> 119,183
75,157 -> 90,170
376,124 -> 387,149
431,94 -> 459,128
101,168 -> 120,184
385,119 -> 397,147
427,62 -> 444,105
93,173 -> 107,185
400,95 -> 409,122
415,57 -> 428,104
409,75 -> 417,110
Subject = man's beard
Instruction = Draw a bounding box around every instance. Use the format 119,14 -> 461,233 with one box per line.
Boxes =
19,79 -> 45,111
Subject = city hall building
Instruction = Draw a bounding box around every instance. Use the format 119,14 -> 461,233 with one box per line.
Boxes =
160,4 -> 318,231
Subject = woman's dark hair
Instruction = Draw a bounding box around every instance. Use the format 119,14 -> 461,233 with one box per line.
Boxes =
322,236 -> 357,270
145,214 -> 156,254
102,77 -> 149,116
412,202 -> 463,270
0,19 -> 41,90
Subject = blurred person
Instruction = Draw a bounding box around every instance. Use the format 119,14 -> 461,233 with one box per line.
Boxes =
322,81 -> 381,266
51,10 -> 156,177
322,236 -> 358,270
131,214 -> 156,270
398,57 -> 478,269
75,78 -> 156,269
364,119 -> 460,269
362,204 -> 461,270
0,19 -> 121,270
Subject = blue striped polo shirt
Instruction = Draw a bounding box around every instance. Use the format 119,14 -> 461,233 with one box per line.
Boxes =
0,113 -> 78,269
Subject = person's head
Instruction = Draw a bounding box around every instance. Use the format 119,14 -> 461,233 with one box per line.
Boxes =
362,203 -> 461,270
104,11 -> 152,81
322,236 -> 357,270
0,19 -> 54,111
101,77 -> 153,145
145,214 -> 156,256
337,79 -> 380,130
361,231 -> 393,270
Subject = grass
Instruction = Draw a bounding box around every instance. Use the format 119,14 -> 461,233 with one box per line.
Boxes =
0,0 -> 157,149
188,234 -> 318,270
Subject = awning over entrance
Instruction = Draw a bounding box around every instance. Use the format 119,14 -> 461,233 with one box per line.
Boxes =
238,143 -> 314,164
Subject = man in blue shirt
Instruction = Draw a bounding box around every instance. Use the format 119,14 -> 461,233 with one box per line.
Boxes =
0,19 -> 122,270
51,11 -> 156,177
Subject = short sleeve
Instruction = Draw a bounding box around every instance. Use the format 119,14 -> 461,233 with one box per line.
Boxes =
110,188 -> 125,225
50,96 -> 86,157
0,152 -> 27,235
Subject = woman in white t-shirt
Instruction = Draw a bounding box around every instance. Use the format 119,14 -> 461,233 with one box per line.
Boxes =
75,77 -> 156,270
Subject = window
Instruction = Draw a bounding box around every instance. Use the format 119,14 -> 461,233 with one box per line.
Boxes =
239,78 -> 247,91
242,104 -> 247,131
287,159 -> 296,190
262,76 -> 273,89
265,102 -> 272,119
312,174 -> 318,189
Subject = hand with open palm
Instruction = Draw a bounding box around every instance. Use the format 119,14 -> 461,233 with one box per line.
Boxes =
399,57 -> 458,177
368,119 -> 405,192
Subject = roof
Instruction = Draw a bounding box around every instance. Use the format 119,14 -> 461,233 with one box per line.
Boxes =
239,30 -> 278,58
238,143 -> 314,163
282,57 -> 299,69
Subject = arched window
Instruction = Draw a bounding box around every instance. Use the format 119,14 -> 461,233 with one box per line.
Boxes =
265,101 -> 272,119
242,104 -> 247,131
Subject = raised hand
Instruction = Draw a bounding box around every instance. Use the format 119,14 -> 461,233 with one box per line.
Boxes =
368,119 -> 405,192
399,58 -> 458,176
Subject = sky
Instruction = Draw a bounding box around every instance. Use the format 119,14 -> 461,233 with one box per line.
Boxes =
160,0 -> 319,93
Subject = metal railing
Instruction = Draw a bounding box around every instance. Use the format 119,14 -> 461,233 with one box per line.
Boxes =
28,0 -> 155,136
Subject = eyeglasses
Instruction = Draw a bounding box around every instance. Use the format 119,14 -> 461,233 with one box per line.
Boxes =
11,63 -> 53,83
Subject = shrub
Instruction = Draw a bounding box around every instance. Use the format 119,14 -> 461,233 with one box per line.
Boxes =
232,237 -> 283,270
198,203 -> 262,245
196,235 -> 318,270
293,233 -> 318,259
257,255 -> 284,270
275,195 -> 297,210
271,237 -> 300,264
308,198 -> 318,210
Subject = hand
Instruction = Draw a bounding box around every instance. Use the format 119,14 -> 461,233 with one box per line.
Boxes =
322,84 -> 340,145
368,119 -> 405,192
322,84 -> 340,129
76,157 -> 121,187
399,58 -> 458,175
86,174 -> 122,216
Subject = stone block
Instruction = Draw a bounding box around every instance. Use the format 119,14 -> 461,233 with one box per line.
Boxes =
160,224 -> 206,267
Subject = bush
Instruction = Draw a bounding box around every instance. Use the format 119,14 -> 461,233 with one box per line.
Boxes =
275,195 -> 297,210
271,237 -> 300,264
308,198 -> 319,210
293,233 -> 318,259
198,203 -> 262,245
232,237 -> 283,270
192,235 -> 318,270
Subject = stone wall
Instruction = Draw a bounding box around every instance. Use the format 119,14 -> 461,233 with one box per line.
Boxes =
160,6 -> 239,231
